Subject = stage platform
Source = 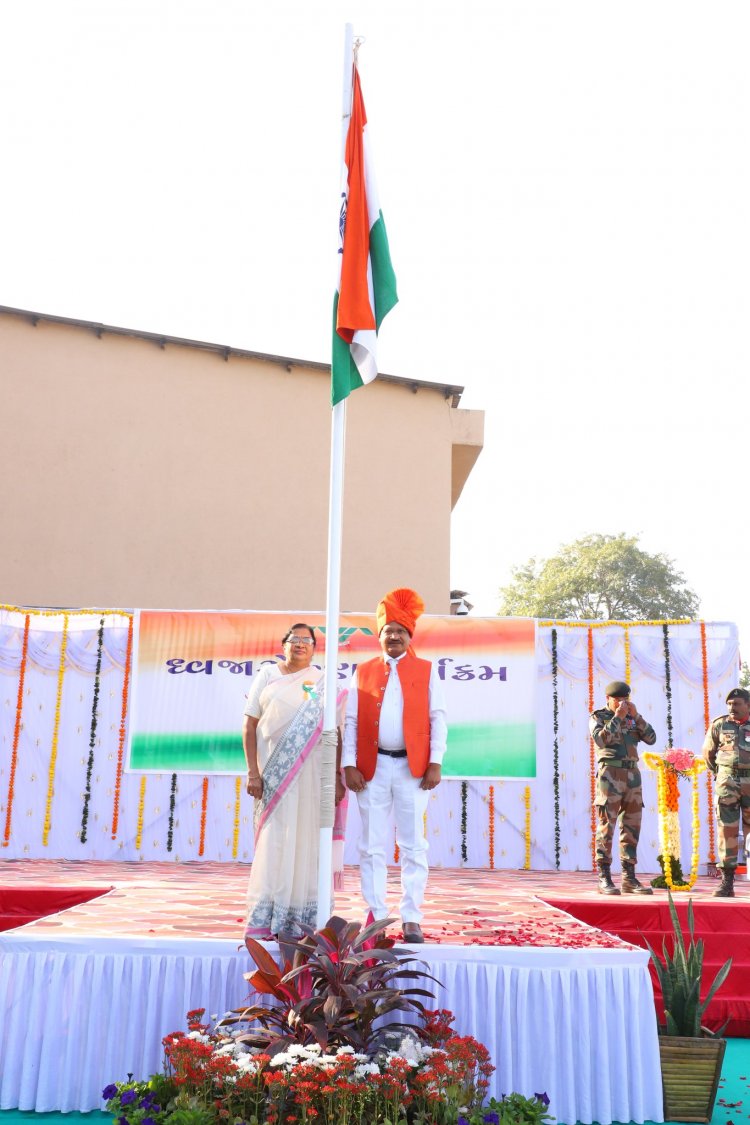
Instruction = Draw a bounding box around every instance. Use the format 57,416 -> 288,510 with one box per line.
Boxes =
1,861 -> 742,1124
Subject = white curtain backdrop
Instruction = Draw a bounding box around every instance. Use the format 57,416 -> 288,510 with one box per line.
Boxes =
0,609 -> 739,874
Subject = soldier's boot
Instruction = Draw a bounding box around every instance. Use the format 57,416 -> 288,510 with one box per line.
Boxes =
621,863 -> 653,895
713,869 -> 735,898
597,863 -> 621,895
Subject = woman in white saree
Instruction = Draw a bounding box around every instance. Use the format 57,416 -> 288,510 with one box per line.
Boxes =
242,624 -> 346,939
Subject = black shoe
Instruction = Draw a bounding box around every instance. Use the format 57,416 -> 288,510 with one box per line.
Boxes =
621,865 -> 653,895
597,866 -> 621,896
714,870 -> 735,898
402,922 -> 425,943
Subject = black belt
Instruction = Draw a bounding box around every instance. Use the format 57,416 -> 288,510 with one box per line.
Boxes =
600,759 -> 638,769
378,747 -> 407,758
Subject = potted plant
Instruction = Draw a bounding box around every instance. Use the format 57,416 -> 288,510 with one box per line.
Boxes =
644,891 -> 732,1123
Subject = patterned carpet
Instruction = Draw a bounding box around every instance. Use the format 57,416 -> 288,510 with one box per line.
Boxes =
0,859 -> 733,948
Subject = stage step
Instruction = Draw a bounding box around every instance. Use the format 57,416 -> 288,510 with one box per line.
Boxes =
544,897 -> 750,1037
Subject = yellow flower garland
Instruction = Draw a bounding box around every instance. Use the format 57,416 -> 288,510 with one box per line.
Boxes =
523,785 -> 531,869
643,752 -> 706,890
0,603 -> 132,621
232,776 -> 242,859
539,618 -> 692,628
42,614 -> 69,846
135,775 -> 147,851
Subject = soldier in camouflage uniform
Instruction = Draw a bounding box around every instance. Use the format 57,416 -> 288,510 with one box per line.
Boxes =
590,680 -> 656,895
702,686 -> 750,898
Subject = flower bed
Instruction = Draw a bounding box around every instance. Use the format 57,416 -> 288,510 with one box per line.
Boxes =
103,916 -> 555,1125
103,1008 -> 553,1125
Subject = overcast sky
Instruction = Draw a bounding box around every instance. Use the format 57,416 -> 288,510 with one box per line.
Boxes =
1,1 -> 748,651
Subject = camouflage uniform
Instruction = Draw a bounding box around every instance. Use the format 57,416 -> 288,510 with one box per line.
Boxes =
702,714 -> 750,871
590,707 -> 657,866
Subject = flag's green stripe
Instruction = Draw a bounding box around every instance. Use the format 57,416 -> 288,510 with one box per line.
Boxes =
369,211 -> 398,328
131,731 -> 245,773
132,723 -> 535,778
331,290 -> 363,406
442,722 -> 537,778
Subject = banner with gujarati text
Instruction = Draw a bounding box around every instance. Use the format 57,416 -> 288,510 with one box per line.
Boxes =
129,611 -> 536,778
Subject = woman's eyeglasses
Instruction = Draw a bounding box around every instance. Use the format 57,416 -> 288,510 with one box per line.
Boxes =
286,636 -> 314,646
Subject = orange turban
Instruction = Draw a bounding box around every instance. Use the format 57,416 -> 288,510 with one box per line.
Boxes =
376,587 -> 425,636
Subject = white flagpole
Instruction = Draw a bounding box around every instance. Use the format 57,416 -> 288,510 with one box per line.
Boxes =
317,22 -> 354,929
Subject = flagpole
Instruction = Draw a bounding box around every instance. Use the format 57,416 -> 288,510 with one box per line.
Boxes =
317,22 -> 355,930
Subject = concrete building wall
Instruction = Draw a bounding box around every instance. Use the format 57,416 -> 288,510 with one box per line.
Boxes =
0,308 -> 483,614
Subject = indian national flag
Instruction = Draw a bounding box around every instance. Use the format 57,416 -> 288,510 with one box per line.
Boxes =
332,65 -> 398,406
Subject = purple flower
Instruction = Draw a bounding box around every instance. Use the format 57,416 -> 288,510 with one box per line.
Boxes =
120,1089 -> 138,1106
142,1117 -> 157,1125
535,1092 -> 551,1107
458,1117 -> 470,1125
119,1118 -> 129,1125
102,1084 -> 119,1101
484,1114 -> 500,1124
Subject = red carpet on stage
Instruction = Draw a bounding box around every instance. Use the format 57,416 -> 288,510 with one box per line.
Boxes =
545,896 -> 750,1037
0,886 -> 109,931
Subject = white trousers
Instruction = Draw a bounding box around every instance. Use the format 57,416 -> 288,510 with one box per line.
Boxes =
355,754 -> 429,923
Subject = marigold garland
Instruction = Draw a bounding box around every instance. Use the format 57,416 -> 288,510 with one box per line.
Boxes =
540,618 -> 692,628
644,751 -> 705,890
587,626 -> 596,869
80,617 -> 105,844
198,776 -> 209,856
460,781 -> 468,863
623,625 -> 631,686
3,613 -> 30,848
662,624 -> 674,750
0,604 -> 133,619
550,628 -> 561,869
232,776 -> 242,859
135,775 -> 147,851
394,835 -> 399,864
700,620 -> 716,863
111,615 -> 134,841
166,772 -> 178,852
488,784 -> 495,870
42,613 -> 69,846
523,785 -> 531,870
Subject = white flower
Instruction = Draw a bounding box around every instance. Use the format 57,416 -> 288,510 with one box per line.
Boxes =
270,1052 -> 291,1067
234,1055 -> 262,1073
354,1062 -> 381,1078
336,1046 -> 355,1055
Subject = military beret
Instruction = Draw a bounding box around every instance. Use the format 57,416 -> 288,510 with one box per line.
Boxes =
605,681 -> 631,698
726,687 -> 750,704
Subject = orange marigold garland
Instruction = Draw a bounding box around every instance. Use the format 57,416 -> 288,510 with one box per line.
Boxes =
3,613 -> 30,847
588,626 -> 596,869
42,613 -> 69,846
198,776 -> 209,856
232,776 -> 242,859
135,775 -> 147,851
700,620 -> 716,863
523,785 -> 531,869
111,615 -> 134,840
488,784 -> 495,869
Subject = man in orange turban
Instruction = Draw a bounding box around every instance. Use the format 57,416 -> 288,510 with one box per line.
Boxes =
342,588 -> 447,943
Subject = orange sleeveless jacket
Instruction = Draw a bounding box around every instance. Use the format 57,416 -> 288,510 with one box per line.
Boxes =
356,652 -> 432,781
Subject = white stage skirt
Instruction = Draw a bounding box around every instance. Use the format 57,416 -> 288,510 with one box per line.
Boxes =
0,932 -> 663,1124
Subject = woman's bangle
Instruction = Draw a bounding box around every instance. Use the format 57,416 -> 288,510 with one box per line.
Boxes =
247,771 -> 261,780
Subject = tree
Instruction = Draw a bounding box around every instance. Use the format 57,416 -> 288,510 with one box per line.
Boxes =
498,533 -> 700,621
